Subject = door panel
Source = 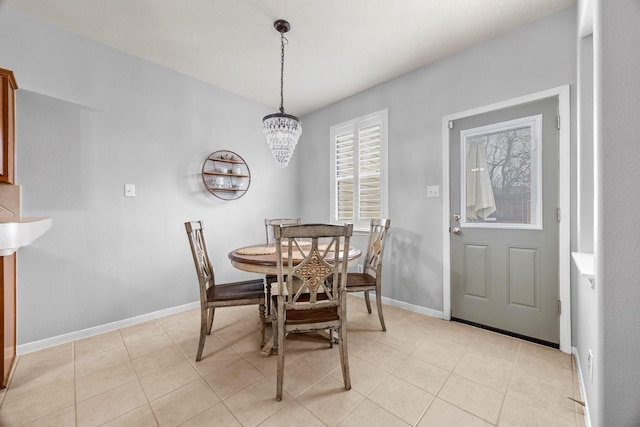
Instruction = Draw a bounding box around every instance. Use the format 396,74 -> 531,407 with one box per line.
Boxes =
507,247 -> 538,309
450,97 -> 559,344
464,244 -> 489,299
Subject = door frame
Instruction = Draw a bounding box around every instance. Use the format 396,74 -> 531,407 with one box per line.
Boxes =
442,85 -> 571,353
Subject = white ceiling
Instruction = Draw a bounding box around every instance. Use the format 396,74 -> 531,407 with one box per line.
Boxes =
4,0 -> 574,115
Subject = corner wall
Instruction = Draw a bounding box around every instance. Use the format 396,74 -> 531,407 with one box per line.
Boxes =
0,5 -> 299,345
573,1 -> 598,424
595,0 -> 640,425
298,8 -> 577,313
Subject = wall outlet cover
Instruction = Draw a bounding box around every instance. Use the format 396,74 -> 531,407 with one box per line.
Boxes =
124,184 -> 136,197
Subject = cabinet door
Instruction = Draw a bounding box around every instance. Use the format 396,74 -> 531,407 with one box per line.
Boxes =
0,68 -> 17,184
1,254 -> 16,387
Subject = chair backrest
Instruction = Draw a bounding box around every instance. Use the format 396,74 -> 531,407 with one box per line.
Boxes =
265,218 -> 302,244
274,223 -> 353,309
185,221 -> 214,307
363,218 -> 391,277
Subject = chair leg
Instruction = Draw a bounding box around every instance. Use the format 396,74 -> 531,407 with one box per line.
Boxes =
265,276 -> 272,316
338,326 -> 351,391
375,290 -> 386,331
259,302 -> 266,348
364,290 -> 372,313
275,305 -> 285,401
206,307 -> 215,335
329,329 -> 334,348
271,307 -> 278,355
197,308 -> 209,362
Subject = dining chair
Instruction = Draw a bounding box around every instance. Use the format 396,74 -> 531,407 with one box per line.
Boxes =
346,218 -> 391,331
272,223 -> 353,401
265,218 -> 302,244
264,218 -> 302,315
185,221 -> 266,362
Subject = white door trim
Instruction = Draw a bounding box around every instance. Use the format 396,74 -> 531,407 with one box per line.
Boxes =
442,85 -> 571,353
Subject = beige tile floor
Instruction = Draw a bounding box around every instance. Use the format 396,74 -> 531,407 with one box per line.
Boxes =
0,295 -> 586,426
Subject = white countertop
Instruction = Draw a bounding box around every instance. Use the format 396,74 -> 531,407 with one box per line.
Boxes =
0,217 -> 53,256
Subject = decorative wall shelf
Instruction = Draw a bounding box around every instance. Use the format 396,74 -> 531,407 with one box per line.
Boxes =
202,150 -> 251,200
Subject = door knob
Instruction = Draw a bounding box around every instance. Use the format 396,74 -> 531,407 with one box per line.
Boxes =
453,213 -> 461,221
451,227 -> 462,235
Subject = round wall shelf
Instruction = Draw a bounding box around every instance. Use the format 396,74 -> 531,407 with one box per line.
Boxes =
201,150 -> 251,200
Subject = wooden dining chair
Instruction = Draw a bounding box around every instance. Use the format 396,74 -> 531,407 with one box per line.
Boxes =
185,221 -> 266,362
265,218 -> 302,244
271,223 -> 353,401
346,218 -> 391,331
264,218 -> 301,315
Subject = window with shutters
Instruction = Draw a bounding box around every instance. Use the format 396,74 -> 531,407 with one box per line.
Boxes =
330,109 -> 388,230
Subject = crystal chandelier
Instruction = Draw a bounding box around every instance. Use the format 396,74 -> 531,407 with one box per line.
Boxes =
263,19 -> 301,169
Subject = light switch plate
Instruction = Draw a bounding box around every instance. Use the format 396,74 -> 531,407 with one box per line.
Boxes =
427,185 -> 440,198
124,184 -> 136,197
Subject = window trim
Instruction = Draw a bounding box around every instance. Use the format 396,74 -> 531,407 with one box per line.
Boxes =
330,109 -> 388,231
460,114 -> 543,230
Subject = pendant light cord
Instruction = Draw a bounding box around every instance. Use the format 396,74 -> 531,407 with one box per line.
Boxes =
279,33 -> 287,114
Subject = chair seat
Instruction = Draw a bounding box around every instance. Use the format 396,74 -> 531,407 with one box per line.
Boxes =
286,306 -> 339,325
272,293 -> 339,325
345,272 -> 376,289
207,279 -> 265,302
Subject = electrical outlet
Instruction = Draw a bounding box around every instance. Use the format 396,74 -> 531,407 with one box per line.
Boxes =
357,264 -> 363,273
427,185 -> 440,198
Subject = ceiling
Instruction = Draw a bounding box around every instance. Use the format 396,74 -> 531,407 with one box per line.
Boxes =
4,0 -> 574,115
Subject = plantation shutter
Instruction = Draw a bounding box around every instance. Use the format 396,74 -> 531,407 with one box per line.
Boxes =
331,109 -> 386,228
335,127 -> 355,221
358,122 -> 382,220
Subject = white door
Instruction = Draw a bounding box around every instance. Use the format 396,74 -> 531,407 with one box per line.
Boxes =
449,96 -> 560,345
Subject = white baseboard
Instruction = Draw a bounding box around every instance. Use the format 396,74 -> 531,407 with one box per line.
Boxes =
18,294 -> 445,355
351,293 -> 444,319
17,301 -> 200,355
572,346 -> 592,427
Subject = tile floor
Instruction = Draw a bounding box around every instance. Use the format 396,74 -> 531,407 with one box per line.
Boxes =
0,295 -> 586,426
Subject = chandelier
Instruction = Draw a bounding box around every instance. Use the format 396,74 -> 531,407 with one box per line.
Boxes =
263,19 -> 301,169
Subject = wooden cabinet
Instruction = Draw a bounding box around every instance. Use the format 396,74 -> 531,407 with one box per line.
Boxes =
0,68 -> 17,388
0,68 -> 17,184
201,150 -> 251,200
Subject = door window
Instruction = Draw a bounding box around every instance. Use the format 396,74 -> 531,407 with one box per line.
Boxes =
461,115 -> 542,229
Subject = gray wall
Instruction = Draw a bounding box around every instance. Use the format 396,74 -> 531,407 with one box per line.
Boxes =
574,1 -> 599,419
0,5 -> 300,345
298,8 -> 577,313
596,1 -> 640,425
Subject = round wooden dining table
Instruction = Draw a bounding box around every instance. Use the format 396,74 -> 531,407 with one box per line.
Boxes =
228,243 -> 362,274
